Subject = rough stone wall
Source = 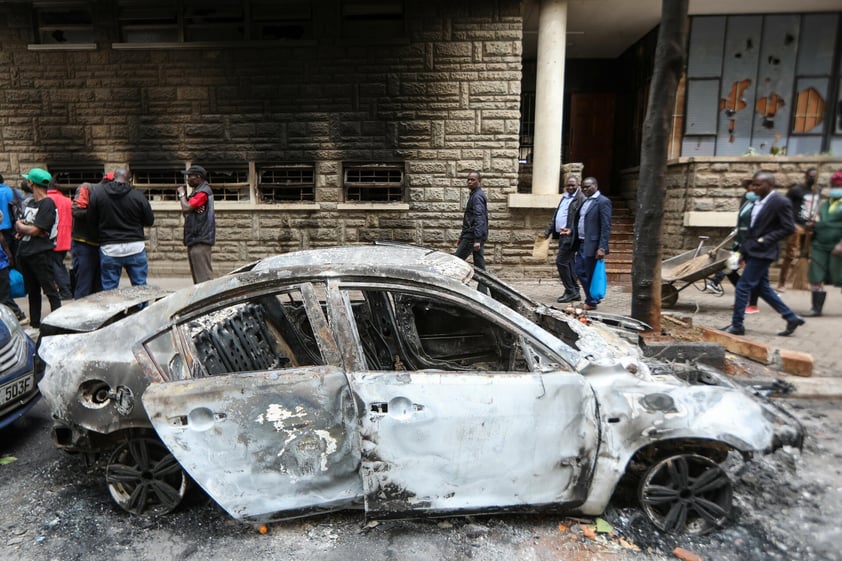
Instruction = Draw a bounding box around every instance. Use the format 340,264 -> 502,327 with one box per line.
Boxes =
0,1 -> 532,277
620,156 -> 842,257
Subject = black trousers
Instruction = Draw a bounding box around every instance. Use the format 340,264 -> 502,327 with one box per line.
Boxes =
18,250 -> 61,328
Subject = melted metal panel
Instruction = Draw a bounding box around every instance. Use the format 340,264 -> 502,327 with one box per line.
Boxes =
143,367 -> 363,521
350,370 -> 599,515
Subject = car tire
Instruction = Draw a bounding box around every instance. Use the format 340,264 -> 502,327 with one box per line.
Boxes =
105,435 -> 190,516
638,453 -> 733,535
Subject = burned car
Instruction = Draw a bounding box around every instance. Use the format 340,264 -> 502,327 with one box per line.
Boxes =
0,304 -> 38,430
37,245 -> 802,534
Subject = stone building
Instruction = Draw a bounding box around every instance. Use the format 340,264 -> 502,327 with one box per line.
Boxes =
1,1 -> 841,281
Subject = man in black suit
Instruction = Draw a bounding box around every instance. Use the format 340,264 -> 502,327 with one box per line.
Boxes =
722,170 -> 805,337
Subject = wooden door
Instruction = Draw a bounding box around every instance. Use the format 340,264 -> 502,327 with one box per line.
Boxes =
569,93 -> 615,193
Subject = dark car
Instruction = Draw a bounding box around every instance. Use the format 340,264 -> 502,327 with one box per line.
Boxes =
37,245 -> 803,534
0,304 -> 38,430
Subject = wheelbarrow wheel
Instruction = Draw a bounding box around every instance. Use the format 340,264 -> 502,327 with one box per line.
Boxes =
661,284 -> 679,308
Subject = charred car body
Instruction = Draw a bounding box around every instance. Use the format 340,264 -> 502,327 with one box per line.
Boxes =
37,245 -> 803,534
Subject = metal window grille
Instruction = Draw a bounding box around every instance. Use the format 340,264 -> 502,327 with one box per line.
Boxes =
116,0 -> 314,43
258,165 -> 315,202
131,168 -> 186,201
341,0 -> 405,41
344,164 -> 404,202
48,166 -> 105,197
518,92 -> 535,163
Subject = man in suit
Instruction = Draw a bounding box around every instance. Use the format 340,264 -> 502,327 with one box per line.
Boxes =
722,170 -> 805,337
573,177 -> 611,310
545,175 -> 586,303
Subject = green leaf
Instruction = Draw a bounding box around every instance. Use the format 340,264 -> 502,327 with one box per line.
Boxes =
595,517 -> 613,534
0,456 -> 18,465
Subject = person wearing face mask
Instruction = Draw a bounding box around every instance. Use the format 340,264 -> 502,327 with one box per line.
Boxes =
707,179 -> 761,312
805,170 -> 842,317
778,167 -> 820,291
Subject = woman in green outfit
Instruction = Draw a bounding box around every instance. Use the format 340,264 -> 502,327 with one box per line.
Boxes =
806,169 -> 842,317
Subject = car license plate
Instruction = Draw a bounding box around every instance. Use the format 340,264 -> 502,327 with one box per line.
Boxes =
1,373 -> 34,407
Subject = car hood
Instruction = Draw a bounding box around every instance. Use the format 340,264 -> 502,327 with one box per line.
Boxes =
40,285 -> 174,333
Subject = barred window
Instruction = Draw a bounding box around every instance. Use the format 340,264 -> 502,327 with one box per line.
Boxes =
47,166 -> 105,197
117,0 -> 314,43
258,165 -> 315,202
33,3 -> 94,45
131,167 -> 185,201
344,164 -> 404,202
341,0 -> 405,42
204,165 -> 251,202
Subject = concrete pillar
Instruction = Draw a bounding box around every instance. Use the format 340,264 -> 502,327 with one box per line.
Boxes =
531,0 -> 567,195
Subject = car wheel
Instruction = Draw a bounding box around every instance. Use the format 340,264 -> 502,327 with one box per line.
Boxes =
638,453 -> 733,535
105,436 -> 189,516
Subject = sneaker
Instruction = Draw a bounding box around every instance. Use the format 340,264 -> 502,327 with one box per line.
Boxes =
705,282 -> 724,295
745,306 -> 760,314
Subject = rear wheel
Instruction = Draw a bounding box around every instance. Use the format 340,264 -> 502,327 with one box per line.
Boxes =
638,453 -> 732,535
105,436 -> 189,516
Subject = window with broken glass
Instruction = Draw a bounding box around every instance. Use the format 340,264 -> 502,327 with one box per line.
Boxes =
344,164 -> 404,202
257,165 -> 315,203
343,287 -> 535,373
46,165 -> 106,197
131,165 -> 250,202
32,2 -> 94,45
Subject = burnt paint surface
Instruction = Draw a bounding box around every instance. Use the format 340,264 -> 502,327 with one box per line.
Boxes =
349,370 -> 599,515
143,366 -> 363,521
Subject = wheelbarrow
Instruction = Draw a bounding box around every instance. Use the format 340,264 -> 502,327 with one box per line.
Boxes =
660,232 -> 736,308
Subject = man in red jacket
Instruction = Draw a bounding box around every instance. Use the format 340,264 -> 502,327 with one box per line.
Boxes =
47,180 -> 73,299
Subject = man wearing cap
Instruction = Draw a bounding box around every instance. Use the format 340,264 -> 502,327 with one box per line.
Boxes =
177,165 -> 215,284
69,172 -> 111,298
88,168 -> 154,290
805,169 -> 842,316
15,167 -> 61,329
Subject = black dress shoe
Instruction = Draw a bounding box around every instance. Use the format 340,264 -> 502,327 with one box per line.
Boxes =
557,293 -> 581,303
778,317 -> 805,337
721,325 -> 745,335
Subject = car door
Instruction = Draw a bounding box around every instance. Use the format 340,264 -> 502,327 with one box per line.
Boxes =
137,283 -> 364,522
339,285 -> 600,516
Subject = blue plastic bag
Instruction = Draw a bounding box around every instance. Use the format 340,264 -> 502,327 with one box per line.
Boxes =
10,268 -> 25,299
589,259 -> 607,301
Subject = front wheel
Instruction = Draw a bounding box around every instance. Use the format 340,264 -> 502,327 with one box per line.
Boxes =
105,436 -> 189,516
638,453 -> 733,535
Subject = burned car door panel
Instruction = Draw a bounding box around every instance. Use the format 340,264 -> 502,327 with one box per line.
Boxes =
349,370 -> 599,516
143,367 -> 363,522
336,284 -> 597,516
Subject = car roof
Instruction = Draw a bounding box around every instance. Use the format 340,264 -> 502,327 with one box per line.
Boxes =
248,245 -> 475,284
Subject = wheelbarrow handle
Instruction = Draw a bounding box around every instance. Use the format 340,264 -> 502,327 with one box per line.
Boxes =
707,229 -> 737,257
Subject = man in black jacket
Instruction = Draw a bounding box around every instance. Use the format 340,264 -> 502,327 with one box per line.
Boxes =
455,170 -> 488,293
177,165 -> 215,284
722,171 -> 805,337
88,168 -> 154,290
